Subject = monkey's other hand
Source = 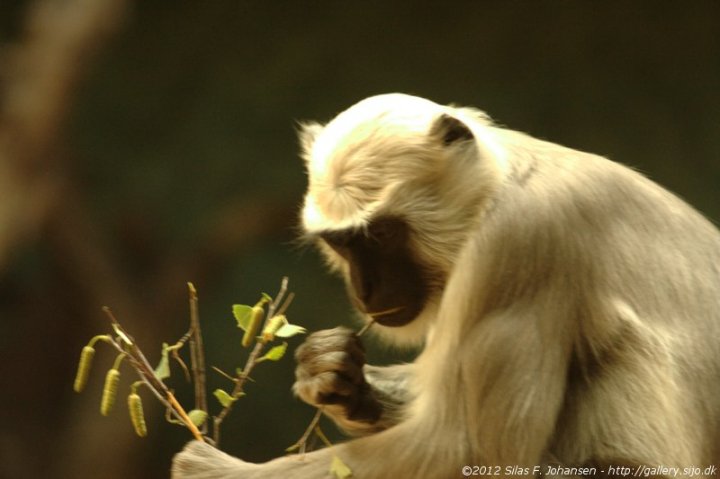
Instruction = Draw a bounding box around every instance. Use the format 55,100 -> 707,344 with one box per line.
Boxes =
172,441 -> 258,479
293,327 -> 382,423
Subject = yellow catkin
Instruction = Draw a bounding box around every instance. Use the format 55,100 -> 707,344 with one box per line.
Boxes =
127,393 -> 147,437
100,369 -> 120,416
73,346 -> 96,393
261,314 -> 286,342
242,306 -> 265,347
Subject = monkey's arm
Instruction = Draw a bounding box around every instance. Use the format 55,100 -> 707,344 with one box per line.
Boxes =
293,327 -> 413,436
172,304 -> 572,479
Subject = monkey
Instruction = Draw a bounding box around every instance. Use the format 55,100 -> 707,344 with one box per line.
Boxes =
173,93 -> 720,478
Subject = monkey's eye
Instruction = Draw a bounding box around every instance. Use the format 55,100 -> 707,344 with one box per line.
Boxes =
368,218 -> 404,243
320,230 -> 355,251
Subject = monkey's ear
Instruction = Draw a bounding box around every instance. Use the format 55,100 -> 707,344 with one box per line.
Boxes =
297,121 -> 324,157
430,113 -> 474,146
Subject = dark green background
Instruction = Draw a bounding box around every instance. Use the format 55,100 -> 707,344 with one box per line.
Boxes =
1,2 -> 718,478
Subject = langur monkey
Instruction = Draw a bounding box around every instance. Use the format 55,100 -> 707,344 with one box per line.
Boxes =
173,94 -> 720,478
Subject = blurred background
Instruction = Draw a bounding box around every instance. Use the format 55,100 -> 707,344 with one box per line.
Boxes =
0,1 -> 718,478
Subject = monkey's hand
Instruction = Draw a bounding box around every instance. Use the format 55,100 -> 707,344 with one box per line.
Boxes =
293,327 -> 385,433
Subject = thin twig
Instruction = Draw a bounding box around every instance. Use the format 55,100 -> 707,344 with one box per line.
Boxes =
211,277 -> 292,446
267,276 -> 289,319
211,366 -> 236,383
276,292 -> 295,317
187,282 -> 208,434
288,408 -> 323,455
102,331 -> 186,426
313,425 -> 334,449
212,339 -> 262,445
102,306 -> 205,442
167,391 -> 204,441
170,349 -> 191,382
356,319 -> 375,338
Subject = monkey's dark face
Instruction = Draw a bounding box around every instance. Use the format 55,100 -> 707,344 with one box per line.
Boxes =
319,217 -> 429,327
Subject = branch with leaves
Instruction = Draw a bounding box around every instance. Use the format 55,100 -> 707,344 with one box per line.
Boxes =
72,278 -> 305,446
210,277 -> 306,445
73,304 -> 206,441
73,276 -> 366,479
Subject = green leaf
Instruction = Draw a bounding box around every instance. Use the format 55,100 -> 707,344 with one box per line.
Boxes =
187,409 -> 208,427
260,292 -> 272,302
154,343 -> 171,380
330,455 -> 353,479
232,304 -> 253,331
261,342 -> 288,362
213,389 -> 237,408
275,323 -> 307,338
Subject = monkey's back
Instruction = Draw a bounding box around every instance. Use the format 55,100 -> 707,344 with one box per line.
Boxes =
484,129 -> 720,464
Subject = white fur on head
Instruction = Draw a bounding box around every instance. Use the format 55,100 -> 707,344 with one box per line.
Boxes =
303,95 -> 441,230
300,94 -> 504,232
299,93 -> 507,344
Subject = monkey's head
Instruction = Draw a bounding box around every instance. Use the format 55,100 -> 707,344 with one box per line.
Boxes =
299,94 -> 504,344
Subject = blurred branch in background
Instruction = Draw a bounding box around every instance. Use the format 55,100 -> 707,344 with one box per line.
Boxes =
0,1 -> 299,477
0,0 -> 126,271
0,1 -> 301,476
0,0 -> 137,477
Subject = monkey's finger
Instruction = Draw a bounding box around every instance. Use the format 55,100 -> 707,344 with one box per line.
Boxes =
296,350 -> 365,382
295,328 -> 365,365
293,371 -> 357,404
